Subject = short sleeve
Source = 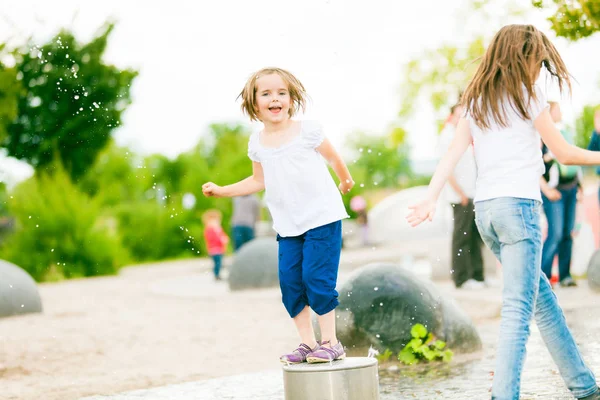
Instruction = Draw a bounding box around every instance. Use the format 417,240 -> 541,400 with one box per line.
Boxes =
302,120 -> 326,148
529,84 -> 549,121
247,133 -> 260,162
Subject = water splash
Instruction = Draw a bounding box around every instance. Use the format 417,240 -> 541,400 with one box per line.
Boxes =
367,346 -> 379,358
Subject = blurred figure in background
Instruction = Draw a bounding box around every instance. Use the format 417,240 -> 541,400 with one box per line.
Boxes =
231,194 -> 260,251
540,101 -> 582,287
202,209 -> 229,281
438,102 -> 485,289
350,195 -> 369,247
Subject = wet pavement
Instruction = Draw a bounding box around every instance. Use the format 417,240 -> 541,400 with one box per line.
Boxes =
379,306 -> 600,399
83,305 -> 600,400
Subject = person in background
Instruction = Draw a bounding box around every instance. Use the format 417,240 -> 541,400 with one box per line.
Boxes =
350,195 -> 369,247
202,209 -> 229,281
540,101 -> 582,287
438,102 -> 485,289
231,194 -> 260,251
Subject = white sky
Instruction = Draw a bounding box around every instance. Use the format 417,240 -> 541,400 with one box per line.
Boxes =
1,0 -> 600,186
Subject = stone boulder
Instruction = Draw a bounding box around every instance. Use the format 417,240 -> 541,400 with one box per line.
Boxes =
0,260 -> 43,318
368,186 -> 454,245
367,186 -> 497,281
587,249 -> 600,292
228,237 -> 279,291
332,263 -> 481,354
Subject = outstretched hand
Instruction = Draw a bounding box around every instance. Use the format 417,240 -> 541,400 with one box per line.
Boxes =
406,198 -> 436,227
202,182 -> 222,198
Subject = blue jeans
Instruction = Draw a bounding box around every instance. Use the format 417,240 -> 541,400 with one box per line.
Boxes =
541,185 -> 578,282
212,254 -> 222,278
232,225 -> 255,251
475,197 -> 597,400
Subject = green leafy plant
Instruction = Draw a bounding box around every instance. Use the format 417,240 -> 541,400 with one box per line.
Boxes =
375,348 -> 394,364
398,323 -> 453,365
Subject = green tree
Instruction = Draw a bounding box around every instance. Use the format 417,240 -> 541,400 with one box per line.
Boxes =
0,163 -> 127,281
0,53 -> 22,144
181,122 -> 254,225
398,38 -> 485,126
397,0 -> 530,127
79,141 -> 151,206
1,23 -> 138,181
533,0 -> 600,40
574,104 -> 600,148
346,128 -> 412,189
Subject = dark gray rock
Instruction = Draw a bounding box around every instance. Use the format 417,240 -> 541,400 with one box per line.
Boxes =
333,263 -> 481,354
587,250 -> 600,292
228,237 -> 279,291
0,259 -> 43,318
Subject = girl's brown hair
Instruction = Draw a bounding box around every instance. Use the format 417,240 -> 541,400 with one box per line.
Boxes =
238,67 -> 308,121
462,24 -> 571,130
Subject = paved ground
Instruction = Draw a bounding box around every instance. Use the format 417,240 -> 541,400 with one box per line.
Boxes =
81,303 -> 600,400
80,258 -> 600,400
1,241 -> 599,400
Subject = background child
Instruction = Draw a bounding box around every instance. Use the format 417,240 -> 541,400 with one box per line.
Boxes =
407,25 -> 600,400
202,67 -> 354,364
202,209 -> 229,281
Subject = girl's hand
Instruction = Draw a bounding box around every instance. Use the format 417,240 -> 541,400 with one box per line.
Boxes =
406,199 -> 436,227
202,182 -> 222,198
339,179 -> 355,195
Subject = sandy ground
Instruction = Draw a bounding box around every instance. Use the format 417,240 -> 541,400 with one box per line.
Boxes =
0,260 -> 299,400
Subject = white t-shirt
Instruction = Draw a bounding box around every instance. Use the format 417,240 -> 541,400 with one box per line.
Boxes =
467,85 -> 548,203
247,120 -> 349,237
438,123 -> 477,204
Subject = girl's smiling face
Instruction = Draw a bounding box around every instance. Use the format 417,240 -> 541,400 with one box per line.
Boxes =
255,73 -> 292,123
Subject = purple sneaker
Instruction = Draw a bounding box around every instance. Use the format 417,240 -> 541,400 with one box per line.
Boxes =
280,343 -> 319,364
306,340 -> 346,363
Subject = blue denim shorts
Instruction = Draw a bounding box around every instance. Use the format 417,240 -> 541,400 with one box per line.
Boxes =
277,220 -> 342,318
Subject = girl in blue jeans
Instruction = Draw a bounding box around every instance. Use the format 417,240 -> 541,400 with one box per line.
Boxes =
408,25 -> 600,400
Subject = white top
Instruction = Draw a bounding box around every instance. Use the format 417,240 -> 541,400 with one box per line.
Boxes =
247,120 -> 349,237
467,85 -> 548,203
437,123 -> 477,203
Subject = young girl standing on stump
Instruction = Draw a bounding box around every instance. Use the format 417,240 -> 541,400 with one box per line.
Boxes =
203,67 -> 353,364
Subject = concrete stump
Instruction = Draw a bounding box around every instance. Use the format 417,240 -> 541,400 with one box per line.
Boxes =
282,357 -> 379,400
0,259 -> 43,318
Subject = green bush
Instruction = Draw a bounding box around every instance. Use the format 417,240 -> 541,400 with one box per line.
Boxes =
0,168 -> 128,281
114,201 -> 204,262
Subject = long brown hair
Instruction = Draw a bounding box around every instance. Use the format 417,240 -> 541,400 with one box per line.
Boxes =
238,67 -> 308,122
462,24 -> 571,130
